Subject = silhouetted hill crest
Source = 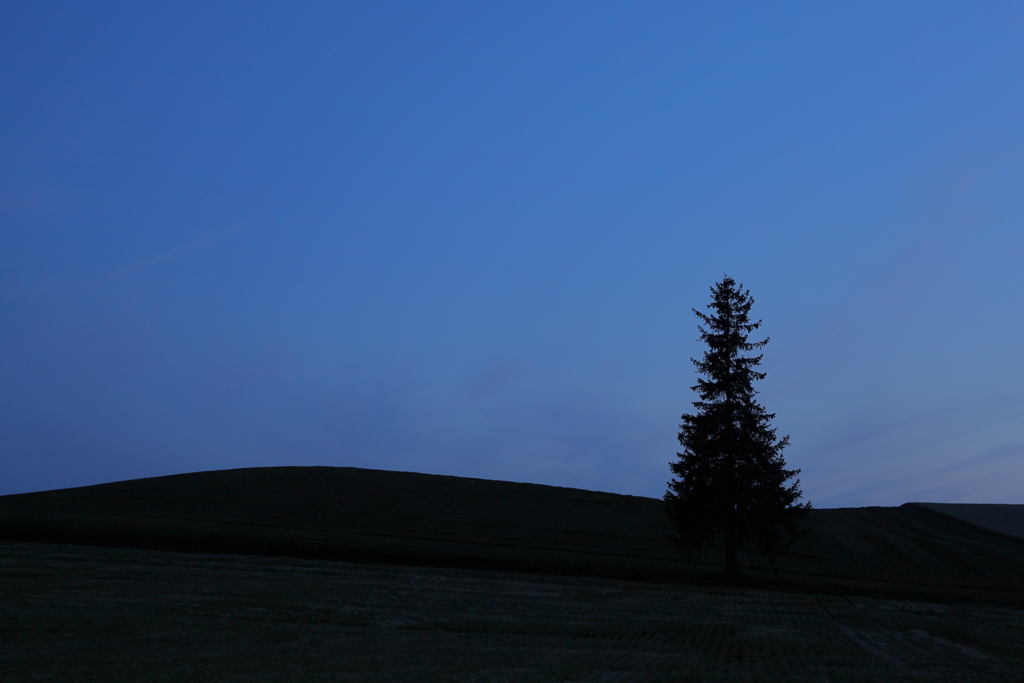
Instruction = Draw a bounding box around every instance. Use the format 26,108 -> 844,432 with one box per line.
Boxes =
3,466 -> 1024,602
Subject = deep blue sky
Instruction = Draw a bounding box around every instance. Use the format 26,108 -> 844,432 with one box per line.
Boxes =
3,2 -> 1024,506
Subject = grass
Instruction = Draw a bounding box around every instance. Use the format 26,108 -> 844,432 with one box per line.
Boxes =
3,467 -> 1024,680
3,466 -> 1024,603
2,540 -> 1023,682
909,502 -> 1024,541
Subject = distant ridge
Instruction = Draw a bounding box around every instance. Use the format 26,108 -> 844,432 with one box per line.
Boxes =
906,502 -> 1024,541
3,466 -> 1024,602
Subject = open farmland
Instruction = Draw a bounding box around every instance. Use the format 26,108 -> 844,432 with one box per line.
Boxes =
912,502 -> 1024,541
3,467 -> 1024,603
3,468 -> 1024,680
2,540 -> 1024,682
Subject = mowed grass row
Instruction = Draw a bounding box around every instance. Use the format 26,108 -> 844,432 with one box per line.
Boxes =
1,541 -> 1022,682
2,466 -> 1024,601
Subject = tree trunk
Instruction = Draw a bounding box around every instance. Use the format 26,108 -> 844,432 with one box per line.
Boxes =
723,517 -> 740,579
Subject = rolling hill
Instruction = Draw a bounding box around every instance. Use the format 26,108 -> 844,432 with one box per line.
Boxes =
909,502 -> 1024,541
2,466 -> 1023,602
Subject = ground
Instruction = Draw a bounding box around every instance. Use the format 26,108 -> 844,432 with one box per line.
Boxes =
2,541 -> 1022,682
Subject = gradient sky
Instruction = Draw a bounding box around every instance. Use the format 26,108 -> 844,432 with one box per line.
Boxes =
3,2 -> 1024,507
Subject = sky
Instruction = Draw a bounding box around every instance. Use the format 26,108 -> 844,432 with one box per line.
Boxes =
3,2 -> 1024,507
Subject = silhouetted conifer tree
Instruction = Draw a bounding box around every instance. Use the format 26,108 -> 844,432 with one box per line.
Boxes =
665,276 -> 809,579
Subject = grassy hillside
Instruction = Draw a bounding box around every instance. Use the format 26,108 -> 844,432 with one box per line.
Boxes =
909,502 -> 1024,540
2,466 -> 1024,602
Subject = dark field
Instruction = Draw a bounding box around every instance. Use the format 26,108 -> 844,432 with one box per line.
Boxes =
3,467 -> 1024,681
3,467 -> 1024,602
913,503 -> 1024,542
3,541 -> 1024,682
